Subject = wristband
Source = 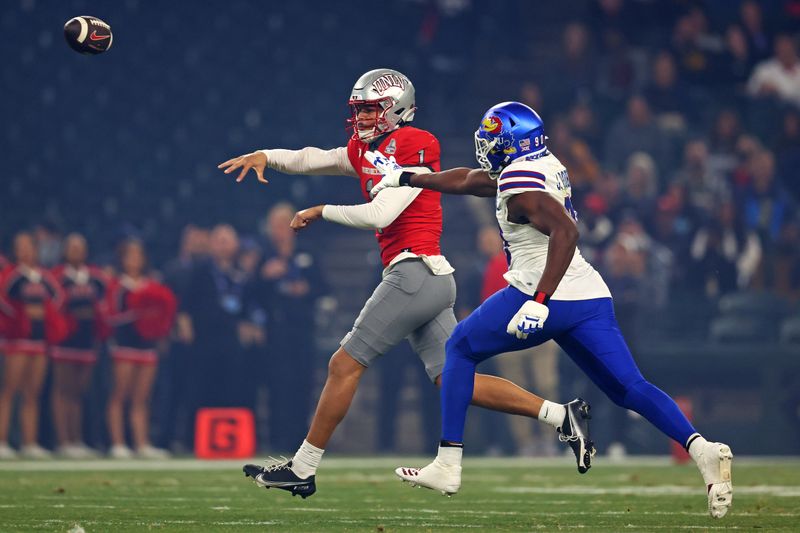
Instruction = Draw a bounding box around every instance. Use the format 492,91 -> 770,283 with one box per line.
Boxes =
399,172 -> 415,187
532,291 -> 550,305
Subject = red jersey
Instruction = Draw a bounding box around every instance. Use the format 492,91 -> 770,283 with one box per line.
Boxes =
0,264 -> 65,342
52,264 -> 110,346
347,126 -> 443,266
480,252 -> 510,302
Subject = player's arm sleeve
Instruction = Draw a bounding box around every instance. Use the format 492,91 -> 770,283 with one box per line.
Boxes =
321,187 -> 422,230
408,168 -> 496,197
259,146 -> 358,177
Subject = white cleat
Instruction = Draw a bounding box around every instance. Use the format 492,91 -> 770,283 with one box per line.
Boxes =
696,441 -> 733,518
0,442 -> 17,460
108,444 -> 135,459
19,444 -> 52,460
136,444 -> 171,459
57,443 -> 100,459
395,458 -> 461,496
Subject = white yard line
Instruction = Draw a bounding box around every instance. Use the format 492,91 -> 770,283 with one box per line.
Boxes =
493,485 -> 800,497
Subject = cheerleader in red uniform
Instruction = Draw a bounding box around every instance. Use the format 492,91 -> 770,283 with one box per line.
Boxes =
51,234 -> 109,459
106,240 -> 176,459
0,253 -> 9,357
0,232 -> 65,459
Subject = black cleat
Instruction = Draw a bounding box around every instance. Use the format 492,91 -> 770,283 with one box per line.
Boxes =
243,458 -> 316,499
557,398 -> 596,474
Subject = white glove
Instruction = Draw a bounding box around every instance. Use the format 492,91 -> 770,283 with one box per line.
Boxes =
506,300 -> 549,339
365,150 -> 405,198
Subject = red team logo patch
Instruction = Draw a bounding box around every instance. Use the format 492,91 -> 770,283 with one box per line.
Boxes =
482,116 -> 503,134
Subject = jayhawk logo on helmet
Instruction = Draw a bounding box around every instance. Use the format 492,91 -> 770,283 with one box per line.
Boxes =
481,116 -> 503,134
474,101 -> 546,178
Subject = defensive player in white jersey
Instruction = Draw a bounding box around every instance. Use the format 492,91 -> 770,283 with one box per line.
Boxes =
367,101 -> 734,519
219,73 -> 593,498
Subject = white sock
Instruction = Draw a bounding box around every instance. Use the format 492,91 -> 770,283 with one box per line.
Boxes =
436,445 -> 463,467
290,440 -> 324,479
687,434 -> 708,462
539,400 -> 567,429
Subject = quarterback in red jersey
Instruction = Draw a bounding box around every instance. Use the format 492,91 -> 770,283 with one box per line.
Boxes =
220,69 -> 590,497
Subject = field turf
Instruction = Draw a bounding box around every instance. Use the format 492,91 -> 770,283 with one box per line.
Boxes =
0,457 -> 798,532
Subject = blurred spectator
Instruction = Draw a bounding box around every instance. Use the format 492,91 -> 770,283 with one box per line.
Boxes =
50,234 -> 108,459
747,34 -> 800,109
237,237 -> 263,277
589,0 -> 637,46
773,216 -> 800,302
616,214 -> 674,310
548,22 -> 596,108
162,225 -> 209,452
618,152 -> 659,225
739,0 -> 773,64
455,226 -> 503,320
670,8 -> 723,86
549,117 -> 602,191
729,133 -> 766,194
643,51 -> 693,125
717,25 -> 754,89
708,109 -> 744,176
742,150 -> 791,247
181,225 -> 262,416
688,202 -> 762,298
164,225 -> 210,302
576,192 -> 615,265
106,239 -> 174,459
595,28 -> 637,103
258,203 -> 325,451
601,237 -> 647,337
673,139 -> 731,222
33,223 -> 62,269
773,110 -> 800,202
0,232 -> 63,459
650,187 -> 693,257
519,82 -> 545,122
567,100 -> 603,155
605,95 -> 670,173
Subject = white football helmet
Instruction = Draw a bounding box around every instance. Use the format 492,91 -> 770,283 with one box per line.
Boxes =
348,68 -> 416,142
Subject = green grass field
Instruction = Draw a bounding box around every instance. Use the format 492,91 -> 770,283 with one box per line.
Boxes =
0,457 -> 798,532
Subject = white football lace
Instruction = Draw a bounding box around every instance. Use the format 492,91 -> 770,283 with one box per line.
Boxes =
262,455 -> 291,472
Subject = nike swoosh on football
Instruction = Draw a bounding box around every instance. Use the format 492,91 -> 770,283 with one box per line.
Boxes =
89,31 -> 110,41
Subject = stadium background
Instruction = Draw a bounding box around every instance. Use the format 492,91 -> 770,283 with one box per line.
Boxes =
1,0 -> 799,460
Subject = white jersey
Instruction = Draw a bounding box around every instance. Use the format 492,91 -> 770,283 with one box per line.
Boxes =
495,151 -> 611,301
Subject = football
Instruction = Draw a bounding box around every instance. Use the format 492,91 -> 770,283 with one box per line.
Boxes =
63,15 -> 112,55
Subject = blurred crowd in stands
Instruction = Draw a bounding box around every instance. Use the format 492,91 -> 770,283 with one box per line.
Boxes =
2,0 -> 800,456
504,0 -> 800,340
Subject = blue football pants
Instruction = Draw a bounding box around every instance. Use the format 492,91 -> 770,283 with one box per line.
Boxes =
441,286 -> 696,445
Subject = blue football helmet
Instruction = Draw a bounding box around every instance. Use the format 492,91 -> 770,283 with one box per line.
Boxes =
474,101 -> 546,178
